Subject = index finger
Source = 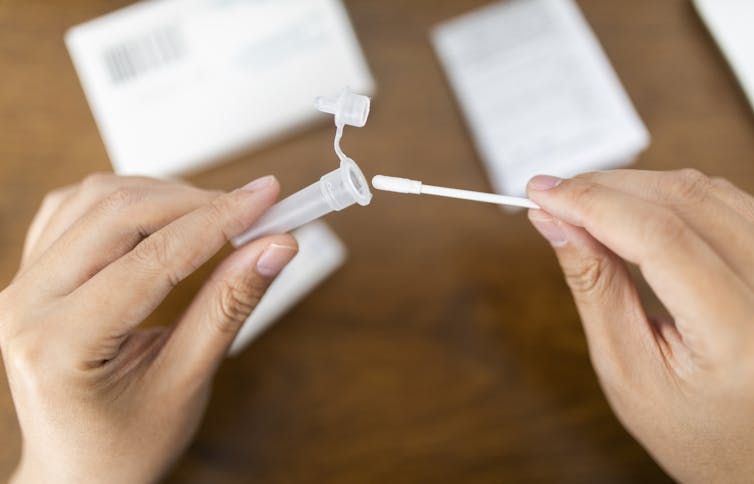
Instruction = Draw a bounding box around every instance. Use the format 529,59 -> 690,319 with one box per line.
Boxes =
528,175 -> 754,358
573,170 -> 754,288
73,176 -> 280,338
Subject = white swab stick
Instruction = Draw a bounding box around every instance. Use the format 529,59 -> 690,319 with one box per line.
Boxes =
371,175 -> 540,209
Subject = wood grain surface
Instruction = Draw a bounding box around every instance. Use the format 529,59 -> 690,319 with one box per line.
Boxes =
1,0 -> 753,482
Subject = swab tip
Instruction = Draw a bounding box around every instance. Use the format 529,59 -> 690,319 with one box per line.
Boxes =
371,175 -> 423,194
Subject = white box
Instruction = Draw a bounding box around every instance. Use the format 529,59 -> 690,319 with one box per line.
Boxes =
66,0 -> 375,177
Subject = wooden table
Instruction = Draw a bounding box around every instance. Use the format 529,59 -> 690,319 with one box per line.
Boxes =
1,1 -> 752,482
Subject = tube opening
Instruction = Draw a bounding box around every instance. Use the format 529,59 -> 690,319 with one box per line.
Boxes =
340,158 -> 372,206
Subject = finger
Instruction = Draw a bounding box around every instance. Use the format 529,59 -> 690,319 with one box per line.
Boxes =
528,176 -> 754,358
709,176 -> 754,223
31,173 -> 169,258
581,169 -> 754,223
18,183 -> 221,296
157,235 -> 297,386
577,170 -> 754,288
528,209 -> 663,383
21,184 -> 76,267
73,176 -> 280,342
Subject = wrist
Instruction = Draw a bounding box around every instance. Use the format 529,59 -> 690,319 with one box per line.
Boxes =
11,451 -> 159,484
10,461 -> 45,484
10,456 -> 105,484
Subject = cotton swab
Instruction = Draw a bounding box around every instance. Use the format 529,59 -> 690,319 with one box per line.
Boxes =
371,175 -> 540,209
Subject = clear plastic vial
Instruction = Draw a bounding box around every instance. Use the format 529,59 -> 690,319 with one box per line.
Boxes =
231,158 -> 371,247
232,89 -> 373,248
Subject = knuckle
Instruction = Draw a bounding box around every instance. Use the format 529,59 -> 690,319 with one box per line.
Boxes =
572,172 -> 601,183
207,195 -> 230,221
565,179 -> 601,214
131,235 -> 178,285
213,277 -> 267,333
667,168 -> 711,203
644,209 -> 689,250
81,172 -> 113,191
98,187 -> 142,214
562,253 -> 609,296
208,195 -> 247,240
205,189 -> 226,205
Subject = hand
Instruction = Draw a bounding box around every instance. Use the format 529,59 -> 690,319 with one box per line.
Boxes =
0,173 -> 298,484
526,169 -> 754,483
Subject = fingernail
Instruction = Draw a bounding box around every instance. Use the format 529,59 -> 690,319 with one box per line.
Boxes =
529,175 -> 562,191
242,175 -> 275,192
256,244 -> 297,278
529,211 -> 568,247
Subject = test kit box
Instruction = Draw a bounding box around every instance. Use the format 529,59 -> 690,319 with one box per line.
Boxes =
66,0 -> 375,177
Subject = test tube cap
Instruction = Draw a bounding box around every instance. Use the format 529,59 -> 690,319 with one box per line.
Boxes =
315,88 -> 371,128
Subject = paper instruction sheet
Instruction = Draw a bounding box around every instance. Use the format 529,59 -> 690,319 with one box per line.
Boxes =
432,0 -> 649,197
694,0 -> 754,113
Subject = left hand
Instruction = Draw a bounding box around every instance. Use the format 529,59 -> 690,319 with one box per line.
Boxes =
2,173 -> 297,484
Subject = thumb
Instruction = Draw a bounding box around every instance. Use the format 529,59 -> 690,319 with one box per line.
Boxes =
528,209 -> 659,383
158,234 -> 298,385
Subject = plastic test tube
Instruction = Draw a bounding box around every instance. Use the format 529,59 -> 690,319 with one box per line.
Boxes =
232,89 -> 373,248
231,157 -> 372,248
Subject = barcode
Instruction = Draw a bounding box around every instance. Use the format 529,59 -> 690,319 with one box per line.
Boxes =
103,26 -> 184,85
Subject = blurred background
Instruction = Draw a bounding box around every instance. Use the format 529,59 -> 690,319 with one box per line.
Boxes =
1,0 -> 753,482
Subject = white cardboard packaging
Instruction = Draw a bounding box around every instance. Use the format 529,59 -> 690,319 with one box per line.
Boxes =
66,0 -> 375,177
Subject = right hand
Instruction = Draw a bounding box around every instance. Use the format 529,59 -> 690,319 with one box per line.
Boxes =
527,169 -> 754,483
